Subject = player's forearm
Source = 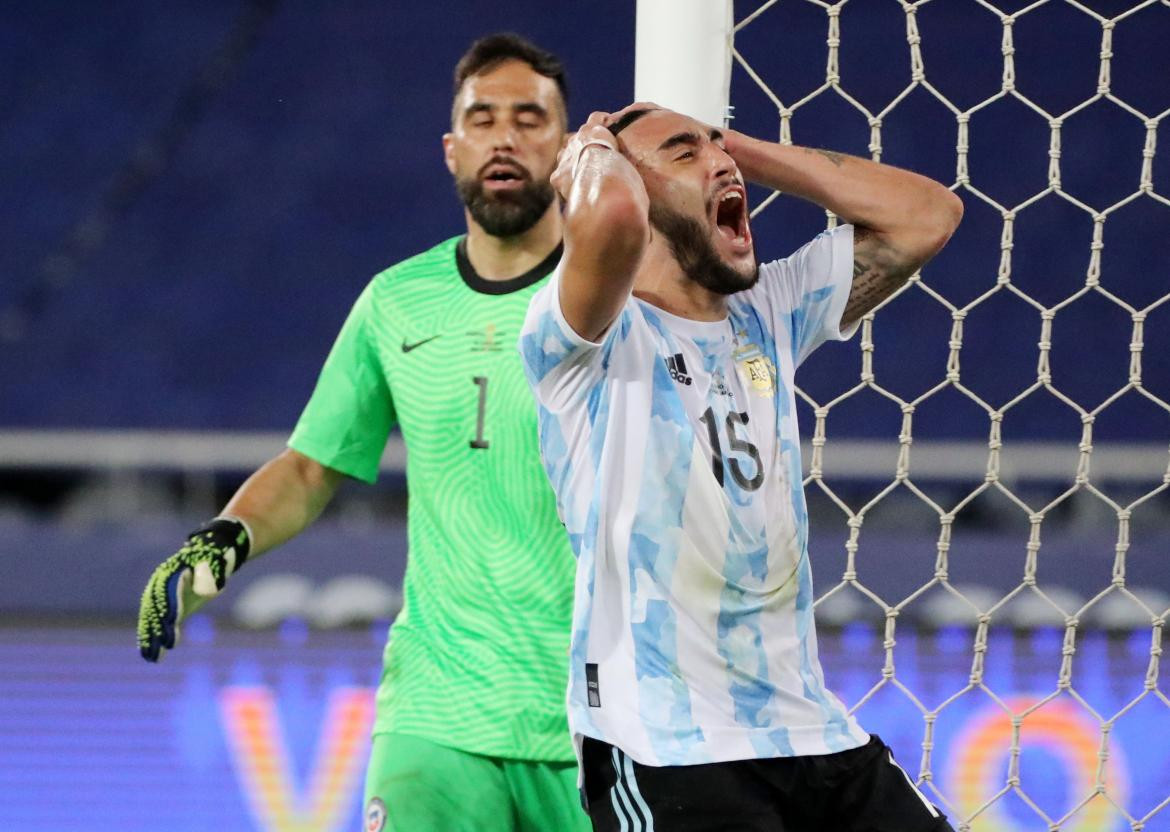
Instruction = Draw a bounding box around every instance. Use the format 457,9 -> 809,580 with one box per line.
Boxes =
221,448 -> 343,556
565,145 -> 649,267
725,130 -> 962,255
559,144 -> 650,340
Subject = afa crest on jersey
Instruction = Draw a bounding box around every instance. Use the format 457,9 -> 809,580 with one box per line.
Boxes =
732,340 -> 776,395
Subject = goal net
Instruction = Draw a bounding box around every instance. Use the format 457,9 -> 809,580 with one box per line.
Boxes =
640,1 -> 1170,830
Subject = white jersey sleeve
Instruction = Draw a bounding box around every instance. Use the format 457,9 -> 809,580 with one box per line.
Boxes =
518,265 -> 641,532
746,223 -> 857,368
518,264 -> 629,403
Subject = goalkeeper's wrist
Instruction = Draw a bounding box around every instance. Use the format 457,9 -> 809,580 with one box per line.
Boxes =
189,516 -> 252,565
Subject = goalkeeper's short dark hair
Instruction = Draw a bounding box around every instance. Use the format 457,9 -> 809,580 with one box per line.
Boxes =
454,33 -> 568,115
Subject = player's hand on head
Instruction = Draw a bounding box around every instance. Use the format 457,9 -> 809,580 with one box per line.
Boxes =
605,100 -> 670,141
136,517 -> 251,662
716,126 -> 750,162
605,100 -> 664,126
552,111 -> 617,199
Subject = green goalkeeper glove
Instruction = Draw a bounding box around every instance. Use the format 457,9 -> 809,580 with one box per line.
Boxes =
137,516 -> 251,662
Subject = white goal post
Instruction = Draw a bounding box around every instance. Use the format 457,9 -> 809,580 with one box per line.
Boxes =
634,0 -> 734,127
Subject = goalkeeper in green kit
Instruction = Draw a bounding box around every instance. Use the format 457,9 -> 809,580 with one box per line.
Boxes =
136,34 -> 589,832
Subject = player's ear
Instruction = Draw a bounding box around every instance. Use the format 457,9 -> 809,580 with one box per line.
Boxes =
442,133 -> 457,176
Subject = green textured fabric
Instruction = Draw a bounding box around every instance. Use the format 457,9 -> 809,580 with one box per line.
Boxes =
289,236 -> 576,762
363,732 -> 589,832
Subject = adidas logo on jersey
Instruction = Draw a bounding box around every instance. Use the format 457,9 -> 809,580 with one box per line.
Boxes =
666,353 -> 693,385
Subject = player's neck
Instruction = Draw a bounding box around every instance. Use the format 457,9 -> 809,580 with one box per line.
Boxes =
631,240 -> 729,322
463,204 -> 563,281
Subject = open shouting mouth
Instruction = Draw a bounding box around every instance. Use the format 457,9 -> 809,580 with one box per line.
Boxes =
710,182 -> 752,253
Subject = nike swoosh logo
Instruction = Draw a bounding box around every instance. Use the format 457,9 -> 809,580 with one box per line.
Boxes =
401,335 -> 440,353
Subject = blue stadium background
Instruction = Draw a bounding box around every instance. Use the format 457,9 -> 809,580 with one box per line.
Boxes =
4,0 -> 1168,437
2,1 -> 1168,831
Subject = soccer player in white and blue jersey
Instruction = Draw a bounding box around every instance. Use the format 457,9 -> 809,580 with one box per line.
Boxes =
519,104 -> 963,831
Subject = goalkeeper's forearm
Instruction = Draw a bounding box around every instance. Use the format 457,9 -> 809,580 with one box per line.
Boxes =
137,450 -> 343,661
222,448 -> 344,558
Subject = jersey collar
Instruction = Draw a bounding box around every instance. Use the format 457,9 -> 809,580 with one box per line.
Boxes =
456,237 -> 563,296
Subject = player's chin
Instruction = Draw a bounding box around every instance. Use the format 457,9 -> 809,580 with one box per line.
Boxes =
712,232 -> 758,283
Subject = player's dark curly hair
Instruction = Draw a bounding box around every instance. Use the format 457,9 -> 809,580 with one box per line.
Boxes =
453,33 -> 568,119
609,107 -> 657,136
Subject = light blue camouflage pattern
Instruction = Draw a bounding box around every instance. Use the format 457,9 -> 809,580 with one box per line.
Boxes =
519,225 -> 870,767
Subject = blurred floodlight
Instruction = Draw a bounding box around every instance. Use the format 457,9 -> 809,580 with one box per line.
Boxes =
1084,587 -> 1170,630
307,575 -> 402,629
919,584 -> 999,627
815,588 -> 880,627
999,586 -> 1084,629
231,573 -> 314,629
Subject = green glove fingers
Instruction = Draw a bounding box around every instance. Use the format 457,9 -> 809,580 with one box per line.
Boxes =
137,517 -> 251,662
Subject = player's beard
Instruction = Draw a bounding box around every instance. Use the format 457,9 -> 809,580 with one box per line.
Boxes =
648,202 -> 759,295
456,164 -> 556,238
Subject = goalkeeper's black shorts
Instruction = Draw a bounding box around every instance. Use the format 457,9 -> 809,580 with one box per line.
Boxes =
580,733 -> 954,832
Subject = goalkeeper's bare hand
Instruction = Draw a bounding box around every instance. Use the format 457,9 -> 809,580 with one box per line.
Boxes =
137,517 -> 251,661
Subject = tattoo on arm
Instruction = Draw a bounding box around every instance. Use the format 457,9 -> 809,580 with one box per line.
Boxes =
806,147 -> 847,168
842,227 -> 916,328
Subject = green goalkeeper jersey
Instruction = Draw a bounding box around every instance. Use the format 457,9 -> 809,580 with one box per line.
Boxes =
288,235 -> 575,762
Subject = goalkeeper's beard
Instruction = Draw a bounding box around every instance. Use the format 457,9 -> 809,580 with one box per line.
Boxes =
456,170 -> 556,238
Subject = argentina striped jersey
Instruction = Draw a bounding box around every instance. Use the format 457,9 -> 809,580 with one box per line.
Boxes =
519,224 -> 871,767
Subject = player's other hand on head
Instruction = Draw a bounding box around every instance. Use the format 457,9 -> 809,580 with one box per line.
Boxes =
552,111 -> 617,199
605,101 -> 664,125
136,517 -> 251,662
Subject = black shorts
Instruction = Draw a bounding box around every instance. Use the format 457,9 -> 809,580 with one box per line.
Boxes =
580,734 -> 954,832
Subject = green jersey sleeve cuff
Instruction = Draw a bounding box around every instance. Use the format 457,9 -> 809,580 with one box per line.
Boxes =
286,434 -> 380,484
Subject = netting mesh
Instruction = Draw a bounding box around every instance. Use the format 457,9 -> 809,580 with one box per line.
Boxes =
732,2 -> 1169,830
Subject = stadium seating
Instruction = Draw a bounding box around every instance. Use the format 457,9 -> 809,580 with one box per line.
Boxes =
4,3 -> 1166,439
